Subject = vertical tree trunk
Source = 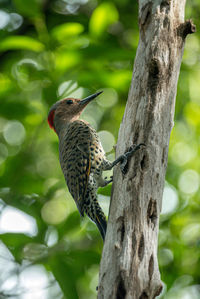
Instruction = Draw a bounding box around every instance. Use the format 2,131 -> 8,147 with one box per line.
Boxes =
98,1 -> 195,298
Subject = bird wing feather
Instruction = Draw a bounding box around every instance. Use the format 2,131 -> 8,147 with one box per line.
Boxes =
63,123 -> 93,216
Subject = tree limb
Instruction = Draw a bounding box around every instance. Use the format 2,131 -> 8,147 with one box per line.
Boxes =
98,1 -> 195,298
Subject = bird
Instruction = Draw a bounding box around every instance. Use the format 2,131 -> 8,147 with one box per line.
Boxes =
47,91 -> 144,241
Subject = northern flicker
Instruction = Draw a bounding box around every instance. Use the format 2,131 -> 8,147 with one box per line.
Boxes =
48,91 -> 144,241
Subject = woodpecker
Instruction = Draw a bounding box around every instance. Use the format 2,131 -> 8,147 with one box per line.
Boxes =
48,91 -> 144,241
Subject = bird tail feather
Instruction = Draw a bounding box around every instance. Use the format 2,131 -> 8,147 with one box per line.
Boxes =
95,212 -> 107,241
85,199 -> 107,241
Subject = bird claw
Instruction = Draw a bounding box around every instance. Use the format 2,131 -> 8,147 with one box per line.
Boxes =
127,143 -> 146,156
120,143 -> 146,174
120,156 -> 128,175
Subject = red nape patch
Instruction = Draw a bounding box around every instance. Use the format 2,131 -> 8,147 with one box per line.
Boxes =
48,109 -> 56,131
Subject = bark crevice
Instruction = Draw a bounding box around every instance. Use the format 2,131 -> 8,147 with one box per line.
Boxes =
147,198 -> 157,228
138,232 -> 145,261
148,254 -> 154,281
139,291 -> 149,299
116,272 -> 127,299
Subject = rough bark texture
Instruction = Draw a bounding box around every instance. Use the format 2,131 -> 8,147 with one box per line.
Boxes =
98,1 -> 195,299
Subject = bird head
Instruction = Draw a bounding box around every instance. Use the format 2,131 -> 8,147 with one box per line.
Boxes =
48,91 -> 103,134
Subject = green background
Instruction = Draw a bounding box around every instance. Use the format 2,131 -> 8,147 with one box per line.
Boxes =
0,0 -> 199,298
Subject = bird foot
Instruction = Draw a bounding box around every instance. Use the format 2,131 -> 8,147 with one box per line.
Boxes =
120,143 -> 146,175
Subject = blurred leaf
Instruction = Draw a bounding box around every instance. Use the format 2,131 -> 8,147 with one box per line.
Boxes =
0,99 -> 30,119
70,249 -> 100,267
52,23 -> 84,43
98,184 -> 112,196
55,49 -> 80,72
59,212 -> 81,236
80,43 -> 133,60
1,233 -> 33,262
184,102 -> 200,126
0,74 -> 12,95
50,256 -> 79,299
89,2 -> 119,37
106,70 -> 132,91
13,0 -> 42,17
0,36 -> 45,52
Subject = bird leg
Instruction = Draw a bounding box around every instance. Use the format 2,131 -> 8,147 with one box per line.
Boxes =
104,143 -> 145,175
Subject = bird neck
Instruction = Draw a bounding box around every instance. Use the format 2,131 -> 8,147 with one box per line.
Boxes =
54,114 -> 81,134
56,117 -> 85,138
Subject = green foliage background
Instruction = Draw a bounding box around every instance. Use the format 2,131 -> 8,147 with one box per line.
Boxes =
0,0 -> 199,298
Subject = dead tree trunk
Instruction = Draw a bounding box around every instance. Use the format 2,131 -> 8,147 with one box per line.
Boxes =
98,1 -> 195,298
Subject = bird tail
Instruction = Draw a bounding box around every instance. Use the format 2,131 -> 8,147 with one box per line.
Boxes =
94,209 -> 107,241
85,198 -> 107,241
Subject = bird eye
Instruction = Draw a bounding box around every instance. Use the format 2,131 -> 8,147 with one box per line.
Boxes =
66,100 -> 73,105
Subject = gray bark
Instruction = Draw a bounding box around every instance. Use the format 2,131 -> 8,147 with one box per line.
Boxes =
98,1 -> 195,298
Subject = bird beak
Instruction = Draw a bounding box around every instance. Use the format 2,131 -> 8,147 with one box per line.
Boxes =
80,91 -> 103,105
